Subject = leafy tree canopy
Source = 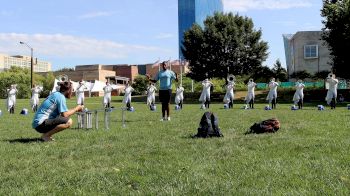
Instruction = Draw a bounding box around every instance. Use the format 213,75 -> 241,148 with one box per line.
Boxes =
290,71 -> 312,80
321,0 -> 350,79
182,12 -> 268,81
0,67 -> 54,98
272,59 -> 288,81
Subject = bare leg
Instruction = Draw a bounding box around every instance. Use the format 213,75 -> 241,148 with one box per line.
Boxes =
41,118 -> 73,141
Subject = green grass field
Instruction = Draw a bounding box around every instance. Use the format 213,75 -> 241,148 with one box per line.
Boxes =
0,97 -> 350,195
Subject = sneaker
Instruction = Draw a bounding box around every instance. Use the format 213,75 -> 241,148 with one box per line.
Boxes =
160,118 -> 165,121
41,136 -> 54,142
167,117 -> 171,121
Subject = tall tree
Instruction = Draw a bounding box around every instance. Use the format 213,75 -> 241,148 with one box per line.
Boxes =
250,66 -> 274,83
0,66 -> 31,98
272,59 -> 288,81
321,0 -> 350,79
182,12 -> 268,81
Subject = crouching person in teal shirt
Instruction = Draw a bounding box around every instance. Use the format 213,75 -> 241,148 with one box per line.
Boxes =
32,81 -> 84,142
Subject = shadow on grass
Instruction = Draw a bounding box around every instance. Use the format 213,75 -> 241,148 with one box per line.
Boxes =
6,138 -> 43,143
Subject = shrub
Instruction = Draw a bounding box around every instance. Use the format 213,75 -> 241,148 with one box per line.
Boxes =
132,75 -> 148,95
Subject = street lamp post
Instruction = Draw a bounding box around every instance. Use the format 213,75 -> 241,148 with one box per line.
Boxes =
19,41 -> 34,88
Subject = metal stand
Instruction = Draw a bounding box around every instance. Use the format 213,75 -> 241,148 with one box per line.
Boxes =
76,107 -> 125,130
104,108 -> 111,130
121,107 -> 127,128
86,111 -> 93,129
94,110 -> 98,130
77,112 -> 92,130
77,112 -> 85,129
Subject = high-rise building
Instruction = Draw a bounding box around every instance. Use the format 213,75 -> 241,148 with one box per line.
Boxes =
0,54 -> 51,72
178,0 -> 223,59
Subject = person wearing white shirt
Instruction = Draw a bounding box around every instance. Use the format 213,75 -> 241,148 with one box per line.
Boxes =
76,81 -> 88,105
325,74 -> 339,109
123,82 -> 134,110
199,79 -> 213,109
7,84 -> 18,114
103,82 -> 113,108
147,83 -> 157,110
31,84 -> 43,112
266,78 -> 279,109
293,80 -> 305,109
223,81 -> 234,108
175,85 -> 184,109
245,79 -> 256,109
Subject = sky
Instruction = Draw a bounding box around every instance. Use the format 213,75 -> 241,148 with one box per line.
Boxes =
0,0 -> 323,70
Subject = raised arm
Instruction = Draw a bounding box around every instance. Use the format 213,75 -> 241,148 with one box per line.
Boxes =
146,74 -> 158,83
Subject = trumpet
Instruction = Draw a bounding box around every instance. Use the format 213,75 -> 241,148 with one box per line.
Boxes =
327,73 -> 335,79
227,74 -> 235,82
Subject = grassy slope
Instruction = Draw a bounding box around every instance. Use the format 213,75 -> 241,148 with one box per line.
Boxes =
0,97 -> 349,195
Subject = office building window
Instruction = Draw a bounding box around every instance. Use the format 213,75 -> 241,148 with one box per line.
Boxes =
304,45 -> 318,59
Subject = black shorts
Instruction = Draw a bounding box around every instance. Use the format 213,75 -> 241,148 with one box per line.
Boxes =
159,89 -> 172,104
35,116 -> 69,133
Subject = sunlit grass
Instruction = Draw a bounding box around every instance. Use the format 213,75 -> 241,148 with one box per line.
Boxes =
0,97 -> 349,195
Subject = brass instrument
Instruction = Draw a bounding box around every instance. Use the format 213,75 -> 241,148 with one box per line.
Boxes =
56,74 -> 69,82
227,74 -> 235,83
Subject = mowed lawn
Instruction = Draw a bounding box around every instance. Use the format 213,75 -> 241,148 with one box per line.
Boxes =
0,97 -> 350,195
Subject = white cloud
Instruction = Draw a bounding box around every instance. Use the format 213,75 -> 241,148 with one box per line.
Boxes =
223,0 -> 313,12
155,33 -> 174,39
0,33 -> 163,60
78,11 -> 115,19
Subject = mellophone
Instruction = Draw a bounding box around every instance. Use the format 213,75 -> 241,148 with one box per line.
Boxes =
76,107 -> 128,130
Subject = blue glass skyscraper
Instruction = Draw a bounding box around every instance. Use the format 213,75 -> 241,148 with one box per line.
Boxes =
178,0 -> 223,59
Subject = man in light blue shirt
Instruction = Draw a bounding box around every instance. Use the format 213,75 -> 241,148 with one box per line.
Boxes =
148,61 -> 177,121
32,81 -> 84,141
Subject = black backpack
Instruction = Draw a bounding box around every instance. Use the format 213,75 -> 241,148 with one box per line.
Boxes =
194,112 -> 223,138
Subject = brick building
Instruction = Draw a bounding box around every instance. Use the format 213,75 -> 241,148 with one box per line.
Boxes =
51,64 -> 139,83
146,60 -> 189,78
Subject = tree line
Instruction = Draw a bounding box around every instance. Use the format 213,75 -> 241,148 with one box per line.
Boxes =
182,2 -> 350,81
0,66 -> 54,99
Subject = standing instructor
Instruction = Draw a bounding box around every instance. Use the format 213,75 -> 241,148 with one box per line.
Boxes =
147,61 -> 177,121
